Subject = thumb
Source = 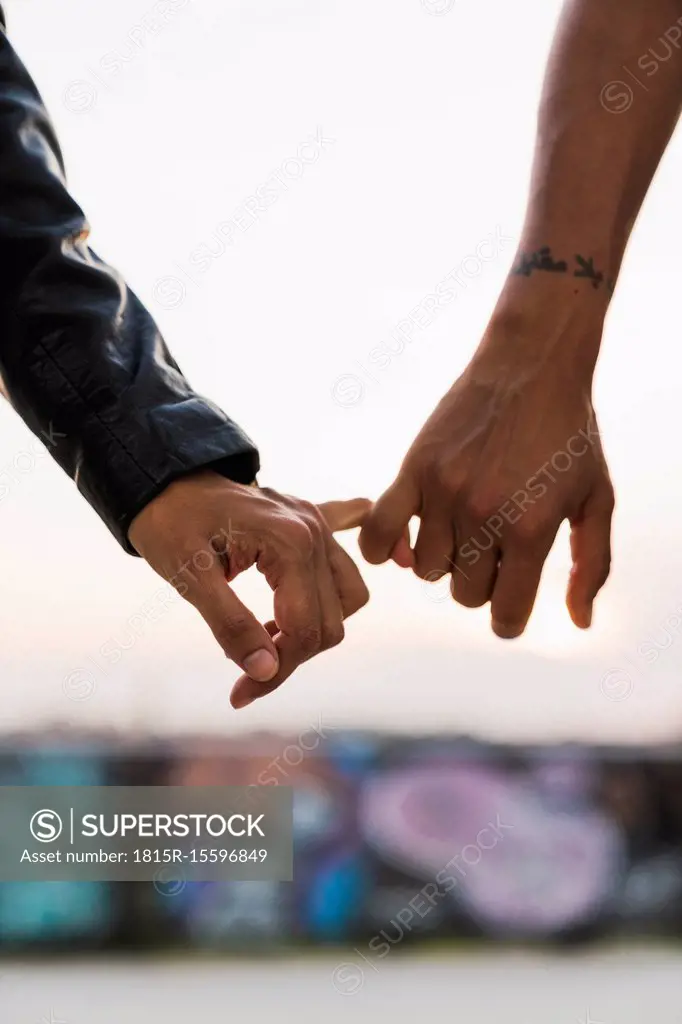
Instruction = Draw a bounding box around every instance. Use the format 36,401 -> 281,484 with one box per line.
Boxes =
566,486 -> 615,629
359,477 -> 419,565
183,566 -> 279,682
317,497 -> 372,531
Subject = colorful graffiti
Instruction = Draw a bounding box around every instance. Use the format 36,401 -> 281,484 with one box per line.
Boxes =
1,734 -> 681,950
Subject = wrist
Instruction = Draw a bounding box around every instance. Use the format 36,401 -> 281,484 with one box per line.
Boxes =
471,279 -> 606,386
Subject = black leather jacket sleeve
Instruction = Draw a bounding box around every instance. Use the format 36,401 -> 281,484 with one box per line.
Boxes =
0,10 -> 259,552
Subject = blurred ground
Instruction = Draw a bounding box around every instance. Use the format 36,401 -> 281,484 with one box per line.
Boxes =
2,947 -> 682,1023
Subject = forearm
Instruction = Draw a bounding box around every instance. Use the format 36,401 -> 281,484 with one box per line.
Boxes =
0,14 -> 258,550
492,0 -> 682,343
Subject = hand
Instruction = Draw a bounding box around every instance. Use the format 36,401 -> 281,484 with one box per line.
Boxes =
128,471 -> 371,708
359,311 -> 615,637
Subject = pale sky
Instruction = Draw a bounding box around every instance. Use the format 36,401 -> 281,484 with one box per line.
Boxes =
2,0 -> 682,741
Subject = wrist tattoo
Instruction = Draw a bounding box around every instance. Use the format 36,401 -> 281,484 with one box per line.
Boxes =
512,247 -> 614,293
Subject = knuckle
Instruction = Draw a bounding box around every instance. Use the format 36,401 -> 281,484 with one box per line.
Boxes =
295,625 -> 323,656
363,508 -> 391,538
340,574 -> 371,613
323,622 -> 345,650
354,580 -> 370,610
213,616 -> 252,648
358,527 -> 384,563
507,516 -> 539,544
507,512 -> 553,548
432,460 -> 466,497
464,490 -> 505,523
280,516 -> 315,555
358,527 -> 392,564
220,614 -> 252,636
172,542 -> 205,573
294,498 -> 320,521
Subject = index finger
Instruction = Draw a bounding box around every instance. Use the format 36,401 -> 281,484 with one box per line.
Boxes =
358,478 -> 419,564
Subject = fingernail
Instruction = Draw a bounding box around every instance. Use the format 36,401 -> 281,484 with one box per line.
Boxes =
243,649 -> 278,682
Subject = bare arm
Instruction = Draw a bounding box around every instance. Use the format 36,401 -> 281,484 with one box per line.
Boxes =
493,0 -> 682,356
361,0 -> 682,636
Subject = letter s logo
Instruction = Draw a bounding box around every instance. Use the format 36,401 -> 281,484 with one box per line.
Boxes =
30,809 -> 63,843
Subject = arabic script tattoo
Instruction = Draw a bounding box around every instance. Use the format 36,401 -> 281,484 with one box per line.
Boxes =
512,248 -> 615,293
512,247 -> 568,277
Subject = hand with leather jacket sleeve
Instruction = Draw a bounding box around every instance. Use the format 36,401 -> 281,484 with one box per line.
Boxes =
0,10 -> 373,703
0,8 -> 258,550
